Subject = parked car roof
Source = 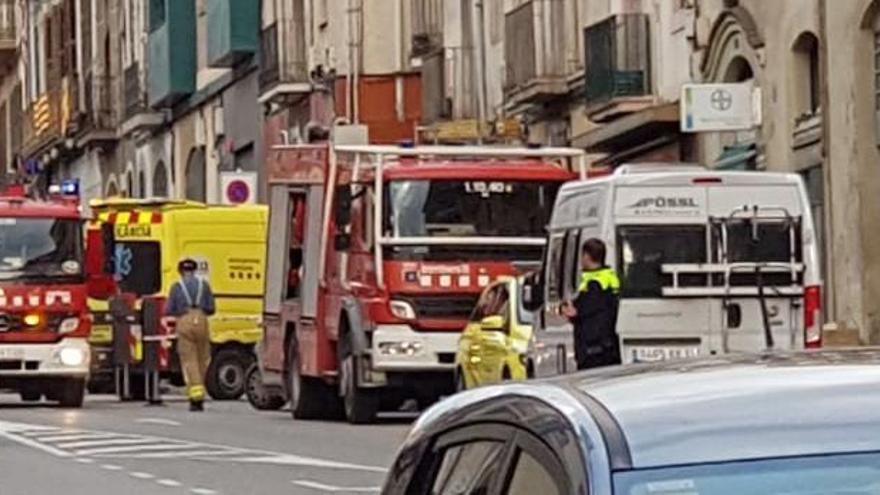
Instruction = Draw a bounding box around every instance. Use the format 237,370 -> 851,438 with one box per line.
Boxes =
567,350 -> 880,469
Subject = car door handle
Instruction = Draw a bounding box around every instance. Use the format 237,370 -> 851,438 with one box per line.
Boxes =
726,303 -> 742,329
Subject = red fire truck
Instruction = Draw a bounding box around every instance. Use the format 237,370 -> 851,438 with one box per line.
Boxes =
252,131 -> 585,423
0,185 -> 108,407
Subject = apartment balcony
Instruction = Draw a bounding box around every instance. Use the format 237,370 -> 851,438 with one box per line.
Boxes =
120,63 -> 164,136
258,19 -> 309,104
0,0 -> 17,76
584,14 -> 653,123
207,0 -> 258,68
148,0 -> 196,108
74,73 -> 117,147
503,0 -> 568,113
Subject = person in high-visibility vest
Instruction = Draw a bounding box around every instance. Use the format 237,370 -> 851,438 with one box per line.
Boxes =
165,259 -> 216,411
561,239 -> 621,370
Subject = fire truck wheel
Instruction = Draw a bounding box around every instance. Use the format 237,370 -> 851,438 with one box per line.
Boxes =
287,338 -> 338,420
206,348 -> 254,401
338,336 -> 379,424
56,379 -> 86,408
245,364 -> 286,411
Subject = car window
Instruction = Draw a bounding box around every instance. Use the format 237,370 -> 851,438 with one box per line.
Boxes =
432,441 -> 506,495
470,285 -> 500,322
505,449 -> 561,495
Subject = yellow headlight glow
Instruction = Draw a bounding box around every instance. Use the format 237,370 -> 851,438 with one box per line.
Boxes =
23,313 -> 42,327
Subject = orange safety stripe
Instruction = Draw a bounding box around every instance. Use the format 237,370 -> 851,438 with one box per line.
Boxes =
92,211 -> 163,225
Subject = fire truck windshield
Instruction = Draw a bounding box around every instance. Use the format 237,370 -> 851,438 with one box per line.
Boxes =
0,218 -> 83,281
384,180 -> 560,239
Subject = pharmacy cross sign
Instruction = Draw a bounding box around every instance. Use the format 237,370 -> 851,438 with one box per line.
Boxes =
711,89 -> 733,111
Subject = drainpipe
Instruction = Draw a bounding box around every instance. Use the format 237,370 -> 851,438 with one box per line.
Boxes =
474,0 -> 488,127
818,0 -> 836,323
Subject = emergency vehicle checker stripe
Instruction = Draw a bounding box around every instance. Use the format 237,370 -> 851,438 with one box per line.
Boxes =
94,211 -> 162,225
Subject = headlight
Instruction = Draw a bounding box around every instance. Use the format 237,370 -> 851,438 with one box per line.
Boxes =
59,317 -> 80,334
23,313 -> 42,327
378,341 -> 424,356
389,300 -> 416,320
59,347 -> 85,367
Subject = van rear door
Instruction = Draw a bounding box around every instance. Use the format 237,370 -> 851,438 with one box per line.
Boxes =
708,186 -> 806,353
616,225 -> 711,363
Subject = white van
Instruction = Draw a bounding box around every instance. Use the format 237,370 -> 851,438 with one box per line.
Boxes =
525,165 -> 822,377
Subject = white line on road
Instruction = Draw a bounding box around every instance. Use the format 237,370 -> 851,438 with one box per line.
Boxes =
36,433 -> 126,443
74,457 -> 95,464
292,480 -> 381,493
75,442 -> 198,456
57,437 -> 158,449
100,464 -> 124,471
156,479 -> 183,487
136,418 -> 183,427
111,449 -> 250,459
0,430 -> 72,458
190,489 -> 219,495
129,472 -> 156,480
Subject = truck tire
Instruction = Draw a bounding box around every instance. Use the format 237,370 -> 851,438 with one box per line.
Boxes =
245,364 -> 286,411
287,338 -> 338,420
206,348 -> 254,401
338,333 -> 379,424
57,379 -> 86,408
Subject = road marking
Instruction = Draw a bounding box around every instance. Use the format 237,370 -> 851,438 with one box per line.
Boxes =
190,489 -> 218,495
74,457 -> 95,464
292,480 -> 381,493
157,479 -> 183,487
58,437 -> 158,449
37,433 -> 125,443
0,420 -> 387,472
101,464 -> 124,471
75,442 -> 198,457
136,418 -> 183,427
129,471 -> 156,480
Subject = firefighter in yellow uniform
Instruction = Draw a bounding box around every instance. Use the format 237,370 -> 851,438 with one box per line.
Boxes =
562,239 -> 621,370
165,259 -> 216,411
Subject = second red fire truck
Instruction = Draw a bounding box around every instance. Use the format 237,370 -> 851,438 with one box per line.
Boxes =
250,127 -> 584,423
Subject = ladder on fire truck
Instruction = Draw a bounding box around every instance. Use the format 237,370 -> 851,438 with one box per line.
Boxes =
326,143 -> 589,289
660,205 -> 805,351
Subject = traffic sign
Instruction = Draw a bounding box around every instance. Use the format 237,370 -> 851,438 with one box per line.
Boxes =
220,172 -> 257,205
680,83 -> 762,133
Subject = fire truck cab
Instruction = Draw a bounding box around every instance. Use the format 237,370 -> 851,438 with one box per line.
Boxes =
0,185 -> 100,407
254,128 -> 583,423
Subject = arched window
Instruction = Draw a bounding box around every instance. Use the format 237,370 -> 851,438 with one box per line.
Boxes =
723,56 -> 754,83
792,32 -> 820,116
106,180 -> 119,198
185,147 -> 206,202
138,170 -> 146,198
153,160 -> 169,197
126,171 -> 134,198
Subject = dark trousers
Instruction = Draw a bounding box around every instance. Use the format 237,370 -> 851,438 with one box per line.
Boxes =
576,338 -> 621,371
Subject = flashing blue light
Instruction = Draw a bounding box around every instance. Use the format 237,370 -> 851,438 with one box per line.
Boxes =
60,179 -> 80,196
398,140 -> 415,149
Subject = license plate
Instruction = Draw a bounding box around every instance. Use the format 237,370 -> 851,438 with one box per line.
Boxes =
630,346 -> 700,363
0,348 -> 25,360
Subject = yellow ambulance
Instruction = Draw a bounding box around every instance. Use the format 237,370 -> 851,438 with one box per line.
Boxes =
87,199 -> 267,400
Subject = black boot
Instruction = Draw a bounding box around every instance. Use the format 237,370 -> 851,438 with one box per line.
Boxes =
189,400 -> 204,412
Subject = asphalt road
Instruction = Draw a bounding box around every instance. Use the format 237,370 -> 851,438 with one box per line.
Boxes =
0,394 -> 413,494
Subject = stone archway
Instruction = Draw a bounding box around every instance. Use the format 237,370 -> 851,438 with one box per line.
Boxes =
185,147 -> 206,202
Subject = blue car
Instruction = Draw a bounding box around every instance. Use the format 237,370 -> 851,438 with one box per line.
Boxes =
383,350 -> 880,494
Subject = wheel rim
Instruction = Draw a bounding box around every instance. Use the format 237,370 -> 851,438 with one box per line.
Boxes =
246,370 -> 267,408
218,362 -> 244,392
340,355 -> 355,416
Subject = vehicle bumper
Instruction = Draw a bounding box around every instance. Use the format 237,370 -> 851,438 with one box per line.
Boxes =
0,338 -> 90,378
371,324 -> 459,372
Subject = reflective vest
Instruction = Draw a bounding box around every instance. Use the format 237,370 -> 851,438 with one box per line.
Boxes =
578,268 -> 621,294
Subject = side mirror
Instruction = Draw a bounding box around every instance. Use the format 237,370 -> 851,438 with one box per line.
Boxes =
101,223 -> 115,275
521,271 -> 545,312
335,186 -> 353,227
480,315 -> 505,332
334,233 -> 352,252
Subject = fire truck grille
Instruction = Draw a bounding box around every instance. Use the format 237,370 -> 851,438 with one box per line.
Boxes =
410,296 -> 480,321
